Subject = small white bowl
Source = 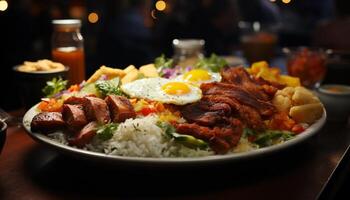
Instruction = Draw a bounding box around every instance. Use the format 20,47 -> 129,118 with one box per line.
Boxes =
316,84 -> 350,122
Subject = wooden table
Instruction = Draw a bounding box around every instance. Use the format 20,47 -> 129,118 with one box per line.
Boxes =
1,113 -> 350,200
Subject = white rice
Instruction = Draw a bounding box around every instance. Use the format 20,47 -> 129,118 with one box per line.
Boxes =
50,115 -> 214,157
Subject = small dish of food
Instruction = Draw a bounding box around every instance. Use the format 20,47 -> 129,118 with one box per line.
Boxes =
316,84 -> 350,122
13,59 -> 68,108
0,120 -> 7,154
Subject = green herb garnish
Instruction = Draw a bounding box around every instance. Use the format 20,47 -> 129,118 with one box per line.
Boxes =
154,54 -> 174,76
96,123 -> 119,141
195,53 -> 228,72
253,130 -> 294,147
157,121 -> 208,149
42,77 -> 67,97
95,77 -> 124,97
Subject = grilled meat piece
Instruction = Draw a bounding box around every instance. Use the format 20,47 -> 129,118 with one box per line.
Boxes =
201,82 -> 275,116
202,95 -> 265,130
64,96 -> 86,105
83,96 -> 111,124
221,67 -> 269,101
105,95 -> 136,123
69,121 -> 98,147
62,104 -> 88,130
180,101 -> 231,126
31,112 -> 65,133
175,118 -> 243,154
64,94 -> 97,105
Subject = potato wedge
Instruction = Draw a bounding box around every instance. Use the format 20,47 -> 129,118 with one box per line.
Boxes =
289,103 -> 323,124
272,95 -> 292,113
139,64 -> 159,78
87,65 -> 125,83
124,65 -> 137,74
121,68 -> 140,84
292,87 -> 320,105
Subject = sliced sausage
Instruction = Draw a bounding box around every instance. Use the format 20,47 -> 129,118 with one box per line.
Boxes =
69,121 -> 98,147
64,94 -> 96,105
83,96 -> 110,124
105,95 -> 136,122
62,104 -> 88,130
31,112 -> 65,133
64,96 -> 85,105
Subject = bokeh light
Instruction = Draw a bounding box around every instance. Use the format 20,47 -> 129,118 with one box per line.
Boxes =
88,12 -> 99,23
282,0 -> 291,4
0,1 -> 8,12
155,0 -> 166,11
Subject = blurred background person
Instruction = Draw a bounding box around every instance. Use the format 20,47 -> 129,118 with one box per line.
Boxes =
313,0 -> 350,50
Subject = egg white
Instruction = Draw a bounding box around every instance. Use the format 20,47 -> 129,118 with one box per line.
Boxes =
121,78 -> 202,105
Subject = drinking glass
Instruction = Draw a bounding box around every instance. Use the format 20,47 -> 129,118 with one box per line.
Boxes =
239,21 -> 278,64
284,47 -> 327,89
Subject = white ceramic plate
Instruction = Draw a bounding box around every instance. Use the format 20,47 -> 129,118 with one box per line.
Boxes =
23,105 -> 326,166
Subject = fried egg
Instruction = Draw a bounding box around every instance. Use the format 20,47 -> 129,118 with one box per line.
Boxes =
121,77 -> 202,105
174,69 -> 221,85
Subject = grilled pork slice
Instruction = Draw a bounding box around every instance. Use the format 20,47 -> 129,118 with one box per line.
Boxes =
83,96 -> 110,124
31,112 -> 65,133
180,101 -> 231,126
221,67 -> 270,101
64,96 -> 85,105
69,121 -> 98,147
62,104 -> 88,130
201,82 -> 276,117
105,95 -> 136,123
175,118 -> 243,154
202,95 -> 265,130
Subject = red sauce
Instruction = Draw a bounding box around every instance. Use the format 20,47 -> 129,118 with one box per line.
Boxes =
52,47 -> 85,85
287,48 -> 327,88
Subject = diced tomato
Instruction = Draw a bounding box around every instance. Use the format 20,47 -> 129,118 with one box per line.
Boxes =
268,112 -> 296,131
139,106 -> 156,116
291,124 -> 305,134
38,98 -> 63,112
68,84 -> 80,92
155,102 -> 165,112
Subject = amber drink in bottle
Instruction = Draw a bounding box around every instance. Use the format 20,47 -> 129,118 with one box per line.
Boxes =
51,19 -> 85,84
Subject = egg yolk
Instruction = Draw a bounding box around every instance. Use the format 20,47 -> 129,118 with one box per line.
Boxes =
183,69 -> 211,82
161,82 -> 191,95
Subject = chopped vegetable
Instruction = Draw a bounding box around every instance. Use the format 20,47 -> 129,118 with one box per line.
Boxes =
42,77 -> 67,98
68,84 -> 80,92
243,128 -> 295,147
195,53 -> 228,72
80,82 -> 101,97
154,54 -> 174,76
38,98 -> 63,112
96,123 -> 119,141
139,106 -> 157,116
157,121 -> 208,149
95,77 -> 124,97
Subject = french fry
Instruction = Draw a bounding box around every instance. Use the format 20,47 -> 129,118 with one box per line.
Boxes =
87,65 -> 125,83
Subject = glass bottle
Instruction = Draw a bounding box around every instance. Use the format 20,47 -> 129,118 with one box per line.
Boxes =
172,39 -> 205,67
51,19 -> 85,85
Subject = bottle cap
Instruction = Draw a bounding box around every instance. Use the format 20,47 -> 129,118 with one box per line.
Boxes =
52,19 -> 81,29
173,39 -> 205,50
